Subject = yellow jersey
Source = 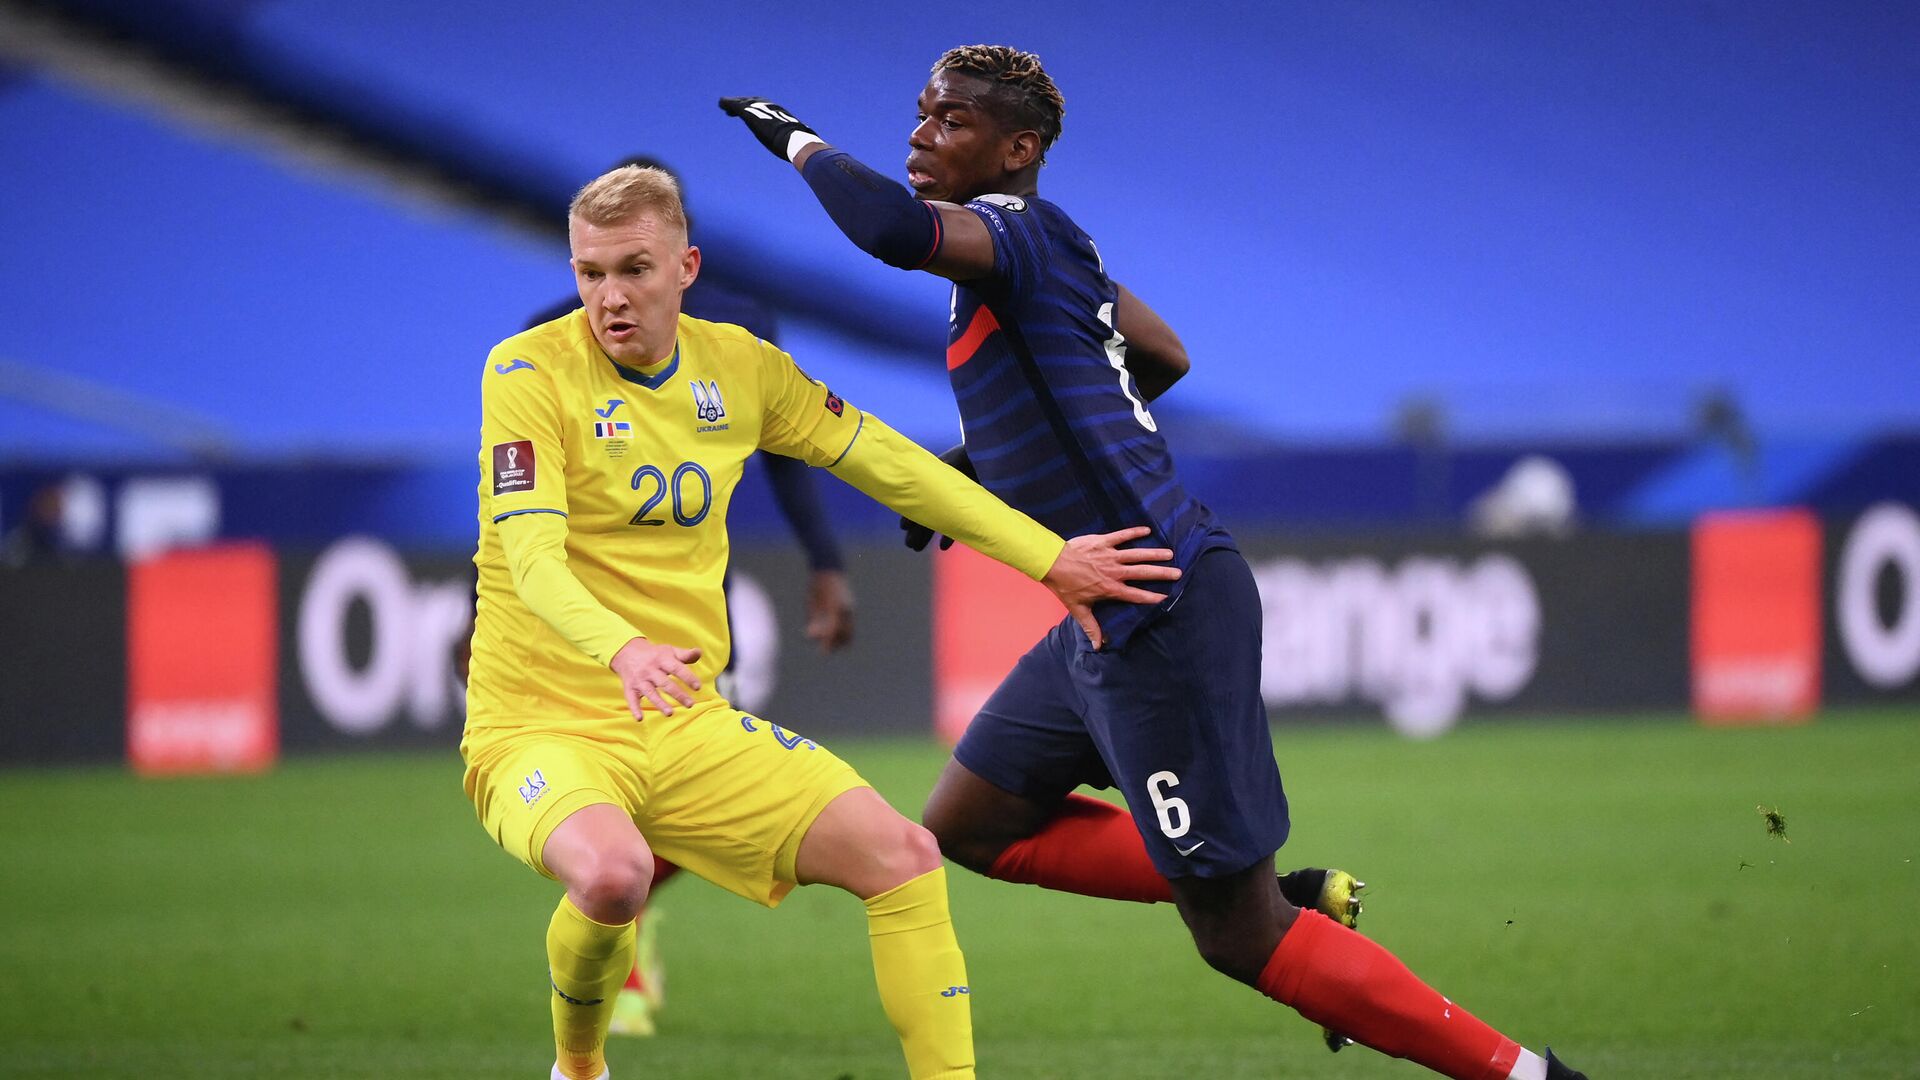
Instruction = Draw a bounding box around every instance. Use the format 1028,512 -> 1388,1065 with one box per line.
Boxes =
466,309 -> 870,730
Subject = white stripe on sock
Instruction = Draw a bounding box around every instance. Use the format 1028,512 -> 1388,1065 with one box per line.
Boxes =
1509,1048 -> 1547,1080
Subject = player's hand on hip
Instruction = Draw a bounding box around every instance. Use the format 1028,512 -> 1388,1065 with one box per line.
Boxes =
609,637 -> 703,719
718,96 -> 824,162
1041,526 -> 1180,650
805,568 -> 856,653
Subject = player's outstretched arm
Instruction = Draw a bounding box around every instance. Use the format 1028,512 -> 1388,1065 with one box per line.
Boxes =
827,415 -> 1177,648
900,443 -> 974,552
1113,283 -> 1191,402
719,96 -> 997,281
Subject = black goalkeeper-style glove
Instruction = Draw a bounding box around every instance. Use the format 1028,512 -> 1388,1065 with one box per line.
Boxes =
719,96 -> 821,162
901,444 -> 976,552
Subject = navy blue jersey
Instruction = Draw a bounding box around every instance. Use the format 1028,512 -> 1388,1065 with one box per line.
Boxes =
948,194 -> 1234,646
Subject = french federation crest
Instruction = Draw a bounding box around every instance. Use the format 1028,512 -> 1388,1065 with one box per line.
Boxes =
690,379 -> 726,424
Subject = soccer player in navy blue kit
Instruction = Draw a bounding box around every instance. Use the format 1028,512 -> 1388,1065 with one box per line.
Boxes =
724,45 -> 1587,1080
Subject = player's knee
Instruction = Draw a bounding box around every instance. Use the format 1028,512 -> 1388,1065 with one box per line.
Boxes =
872,818 -> 944,890
569,845 -> 655,922
898,820 -> 944,877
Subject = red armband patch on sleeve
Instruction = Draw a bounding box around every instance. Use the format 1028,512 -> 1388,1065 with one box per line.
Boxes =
492,440 -> 536,495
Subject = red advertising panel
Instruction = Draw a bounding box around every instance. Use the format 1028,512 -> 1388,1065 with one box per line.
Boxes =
127,544 -> 280,774
931,544 -> 1062,744
1691,509 -> 1821,724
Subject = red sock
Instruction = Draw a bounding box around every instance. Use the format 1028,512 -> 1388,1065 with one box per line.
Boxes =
986,793 -> 1172,903
650,858 -> 682,890
1259,910 -> 1524,1080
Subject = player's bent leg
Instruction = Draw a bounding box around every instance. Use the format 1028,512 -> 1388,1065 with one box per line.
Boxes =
796,787 -> 975,1080
930,621 -> 1184,904
929,756 -> 1367,917
796,786 -> 941,897
543,802 -> 656,922
1167,858 -> 1368,1051
1168,856 -> 1296,984
921,757 -> 1061,875
540,804 -> 651,1080
1172,861 -> 1555,1080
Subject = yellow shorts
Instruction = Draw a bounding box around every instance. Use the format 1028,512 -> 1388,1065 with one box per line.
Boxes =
462,700 -> 866,908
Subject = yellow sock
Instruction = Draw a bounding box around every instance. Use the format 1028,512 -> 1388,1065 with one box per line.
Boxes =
547,895 -> 635,1080
864,866 -> 975,1079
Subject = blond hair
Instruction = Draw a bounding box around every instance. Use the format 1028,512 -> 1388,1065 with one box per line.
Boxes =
568,165 -> 688,233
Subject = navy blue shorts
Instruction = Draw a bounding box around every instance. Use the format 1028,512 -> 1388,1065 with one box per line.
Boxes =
954,548 -> 1289,878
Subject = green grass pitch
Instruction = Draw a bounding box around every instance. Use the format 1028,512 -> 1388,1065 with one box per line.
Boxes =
1,709 -> 1915,1079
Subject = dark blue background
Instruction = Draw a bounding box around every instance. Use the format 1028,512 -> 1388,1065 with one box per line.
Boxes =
2,2 -> 1915,538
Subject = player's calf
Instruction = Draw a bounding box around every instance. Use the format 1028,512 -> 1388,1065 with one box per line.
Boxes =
796,788 -> 975,1078
1169,859 -> 1297,985
1258,907 -> 1575,1080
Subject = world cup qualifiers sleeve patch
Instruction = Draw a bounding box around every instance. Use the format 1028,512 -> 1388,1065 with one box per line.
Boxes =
824,389 -> 845,416
493,440 -> 537,495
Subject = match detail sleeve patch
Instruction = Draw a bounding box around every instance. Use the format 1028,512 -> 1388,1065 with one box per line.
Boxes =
492,440 -> 537,495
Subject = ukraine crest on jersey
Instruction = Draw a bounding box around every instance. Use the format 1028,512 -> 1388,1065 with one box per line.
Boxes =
466,310 -> 865,733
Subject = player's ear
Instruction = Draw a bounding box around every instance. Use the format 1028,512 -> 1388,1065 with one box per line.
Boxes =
1004,130 -> 1042,173
680,245 -> 701,291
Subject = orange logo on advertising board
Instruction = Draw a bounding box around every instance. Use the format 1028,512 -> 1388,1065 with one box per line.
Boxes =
931,543 -> 1061,744
127,543 -> 280,774
1690,509 -> 1821,724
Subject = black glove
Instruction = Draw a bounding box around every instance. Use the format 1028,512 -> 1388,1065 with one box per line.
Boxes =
719,96 -> 820,161
901,445 -> 976,552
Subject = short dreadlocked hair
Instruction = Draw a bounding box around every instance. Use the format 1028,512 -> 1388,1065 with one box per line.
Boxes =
932,45 -> 1065,162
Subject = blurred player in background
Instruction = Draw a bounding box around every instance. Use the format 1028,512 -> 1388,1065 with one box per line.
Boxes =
464,163 -> 1180,1080
524,156 -> 855,1037
724,44 -> 1588,1080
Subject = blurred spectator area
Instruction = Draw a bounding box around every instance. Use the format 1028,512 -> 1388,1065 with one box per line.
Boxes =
1,0 -> 1916,543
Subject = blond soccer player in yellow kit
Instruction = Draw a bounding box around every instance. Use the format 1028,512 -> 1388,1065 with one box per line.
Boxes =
462,165 -> 1180,1080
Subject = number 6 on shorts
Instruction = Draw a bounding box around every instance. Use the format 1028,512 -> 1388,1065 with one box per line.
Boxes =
1146,770 -> 1191,838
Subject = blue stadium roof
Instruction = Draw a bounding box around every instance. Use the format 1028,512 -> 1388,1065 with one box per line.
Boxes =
2,1 -> 1916,462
